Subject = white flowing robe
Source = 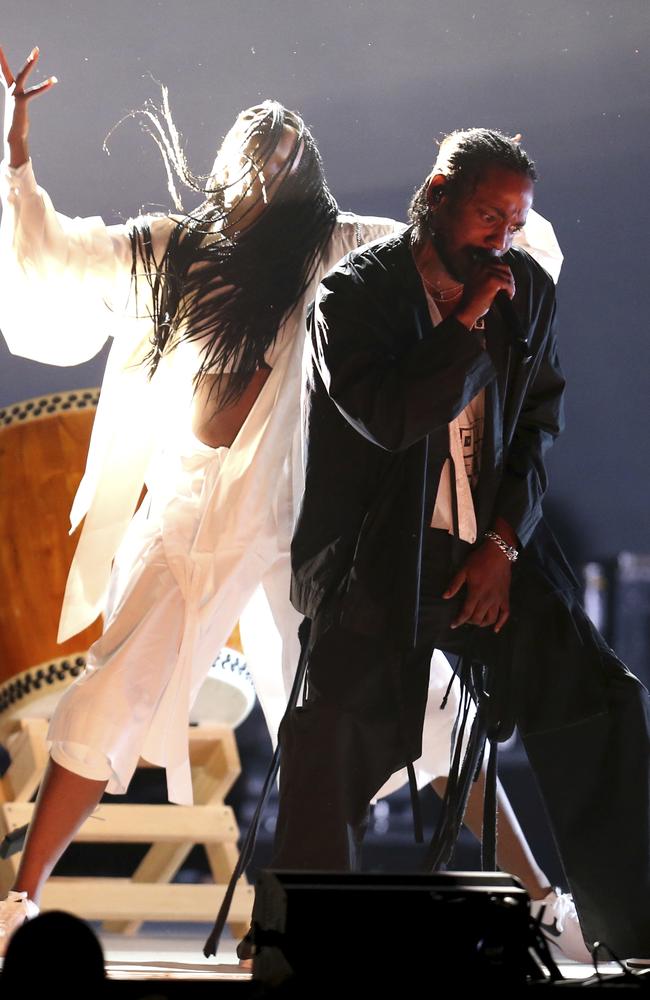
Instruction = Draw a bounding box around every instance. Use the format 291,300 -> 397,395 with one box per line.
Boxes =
0,159 -> 562,804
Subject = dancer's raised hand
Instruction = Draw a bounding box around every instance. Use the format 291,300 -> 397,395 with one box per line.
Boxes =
0,46 -> 57,167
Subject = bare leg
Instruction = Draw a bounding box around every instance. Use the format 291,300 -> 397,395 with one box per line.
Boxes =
431,770 -> 551,901
12,759 -> 108,905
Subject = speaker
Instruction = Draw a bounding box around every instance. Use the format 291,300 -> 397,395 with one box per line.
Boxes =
249,870 -> 548,990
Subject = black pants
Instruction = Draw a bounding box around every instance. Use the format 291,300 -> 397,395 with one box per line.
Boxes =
273,530 -> 468,869
273,532 -> 650,956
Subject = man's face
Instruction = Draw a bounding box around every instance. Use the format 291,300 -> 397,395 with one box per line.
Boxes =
429,165 -> 534,281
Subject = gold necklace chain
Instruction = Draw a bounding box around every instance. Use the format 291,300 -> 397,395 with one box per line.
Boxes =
422,277 -> 464,302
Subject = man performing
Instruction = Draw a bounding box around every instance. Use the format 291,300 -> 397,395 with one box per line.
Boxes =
274,128 -> 650,959
0,47 -> 583,962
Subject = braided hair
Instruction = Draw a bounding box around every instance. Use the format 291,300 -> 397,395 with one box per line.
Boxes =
409,127 -> 537,237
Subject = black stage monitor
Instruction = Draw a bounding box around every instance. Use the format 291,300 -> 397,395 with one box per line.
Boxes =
249,870 -> 554,990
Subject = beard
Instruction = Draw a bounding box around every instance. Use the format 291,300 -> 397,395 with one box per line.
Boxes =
431,230 -> 471,282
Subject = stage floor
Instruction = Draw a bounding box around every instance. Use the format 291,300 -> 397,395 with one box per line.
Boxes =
97,924 -> 617,983
0,921 -> 633,985
100,925 -> 249,981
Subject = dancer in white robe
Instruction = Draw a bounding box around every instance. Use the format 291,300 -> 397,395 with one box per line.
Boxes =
0,46 -> 570,958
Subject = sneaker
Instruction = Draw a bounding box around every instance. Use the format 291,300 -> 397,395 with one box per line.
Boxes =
0,890 -> 40,956
530,888 -> 592,964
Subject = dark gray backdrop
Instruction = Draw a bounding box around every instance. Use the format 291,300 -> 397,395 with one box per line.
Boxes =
1,0 -> 648,563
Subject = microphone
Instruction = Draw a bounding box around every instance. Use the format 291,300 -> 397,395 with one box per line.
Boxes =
471,248 -> 533,362
495,290 -> 533,362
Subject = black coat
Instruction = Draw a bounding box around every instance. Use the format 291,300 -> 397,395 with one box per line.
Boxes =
292,226 -> 566,650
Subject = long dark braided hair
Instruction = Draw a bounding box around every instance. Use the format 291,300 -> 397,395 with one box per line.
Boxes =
123,90 -> 338,406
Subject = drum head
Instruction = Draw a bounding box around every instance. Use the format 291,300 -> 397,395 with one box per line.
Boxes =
190,647 -> 256,728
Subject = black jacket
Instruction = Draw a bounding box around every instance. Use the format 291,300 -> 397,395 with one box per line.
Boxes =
291,226 -> 566,650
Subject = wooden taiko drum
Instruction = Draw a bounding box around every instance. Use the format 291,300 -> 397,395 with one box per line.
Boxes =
0,389 -> 103,726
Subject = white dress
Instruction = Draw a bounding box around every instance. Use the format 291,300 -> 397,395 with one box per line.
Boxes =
0,159 -> 563,805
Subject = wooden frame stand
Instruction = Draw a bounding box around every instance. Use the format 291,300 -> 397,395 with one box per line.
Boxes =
0,718 -> 252,940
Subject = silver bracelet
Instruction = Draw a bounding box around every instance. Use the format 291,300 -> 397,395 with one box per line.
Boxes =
485,530 -> 519,563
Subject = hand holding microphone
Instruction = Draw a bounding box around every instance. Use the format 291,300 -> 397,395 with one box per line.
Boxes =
454,254 -> 515,332
454,251 -> 532,359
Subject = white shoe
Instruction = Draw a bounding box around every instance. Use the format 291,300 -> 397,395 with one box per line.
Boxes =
0,890 -> 40,956
530,888 -> 592,964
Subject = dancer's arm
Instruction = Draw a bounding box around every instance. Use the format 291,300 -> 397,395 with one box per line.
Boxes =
0,45 -> 174,366
0,45 -> 55,169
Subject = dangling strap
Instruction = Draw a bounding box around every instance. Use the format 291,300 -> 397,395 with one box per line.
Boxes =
407,761 -> 424,844
481,738 -> 499,871
203,617 -> 313,958
202,742 -> 281,958
425,655 -> 488,870
389,636 -> 425,845
426,619 -> 512,874
440,653 -> 462,711
479,630 -> 516,872
428,654 -> 502,874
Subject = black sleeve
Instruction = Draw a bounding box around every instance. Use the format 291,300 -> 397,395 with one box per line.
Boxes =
309,265 -> 497,453
493,296 -> 566,546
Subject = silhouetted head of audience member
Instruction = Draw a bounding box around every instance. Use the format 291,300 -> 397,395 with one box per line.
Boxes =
2,909 -> 105,988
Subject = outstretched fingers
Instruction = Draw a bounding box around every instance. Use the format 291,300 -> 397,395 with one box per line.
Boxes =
23,76 -> 58,100
0,46 -> 56,98
13,46 -> 41,92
